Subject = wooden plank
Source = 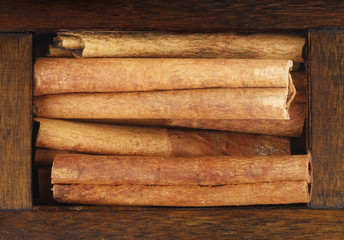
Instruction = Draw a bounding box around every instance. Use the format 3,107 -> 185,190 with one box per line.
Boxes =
0,1 -> 344,32
0,207 -> 344,239
0,33 -> 32,210
308,30 -> 344,208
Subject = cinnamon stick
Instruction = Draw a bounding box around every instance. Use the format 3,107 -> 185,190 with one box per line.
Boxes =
47,44 -> 73,57
294,90 -> 306,104
166,103 -> 305,137
53,181 -> 311,206
51,154 -> 311,185
54,31 -> 305,62
292,71 -> 307,90
46,47 -> 302,72
84,103 -> 305,137
35,118 -> 290,157
35,148 -> 76,166
34,58 -> 293,96
34,87 -> 295,120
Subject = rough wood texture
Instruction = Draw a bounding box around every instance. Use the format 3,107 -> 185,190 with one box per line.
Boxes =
308,30 -> 344,208
35,118 -> 291,157
0,33 -> 32,210
2,207 -> 344,239
53,181 -> 310,206
51,154 -> 311,185
0,1 -> 344,31
54,31 -> 305,61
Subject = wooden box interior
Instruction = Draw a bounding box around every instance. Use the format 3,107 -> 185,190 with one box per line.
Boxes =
31,32 -> 308,206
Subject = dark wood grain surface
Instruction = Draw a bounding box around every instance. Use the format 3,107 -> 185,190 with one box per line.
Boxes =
1,1 -> 344,32
0,33 -> 32,210
308,30 -> 344,208
1,207 -> 344,239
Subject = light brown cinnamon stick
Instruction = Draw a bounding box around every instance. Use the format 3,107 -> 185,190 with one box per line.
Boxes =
85,102 -> 305,137
166,103 -> 305,137
46,46 -> 303,72
54,31 -> 305,62
34,58 -> 293,96
35,118 -> 290,157
51,154 -> 311,185
34,87 -> 295,120
53,181 -> 311,206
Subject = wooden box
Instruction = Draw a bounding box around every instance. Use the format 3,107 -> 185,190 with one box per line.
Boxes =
1,1 -> 344,238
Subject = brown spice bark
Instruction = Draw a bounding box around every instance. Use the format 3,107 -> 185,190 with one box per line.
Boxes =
47,44 -> 73,57
294,90 -> 306,104
34,58 -> 293,96
35,118 -> 290,157
51,154 -> 311,185
53,180 -> 310,206
34,87 -> 294,120
292,71 -> 307,90
166,103 -> 305,137
91,102 -> 305,137
54,31 -> 305,62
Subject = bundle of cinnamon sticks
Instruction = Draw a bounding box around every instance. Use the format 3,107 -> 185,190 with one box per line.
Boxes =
34,31 -> 310,206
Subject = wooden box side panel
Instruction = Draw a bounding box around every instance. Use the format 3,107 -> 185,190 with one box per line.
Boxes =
0,33 -> 32,210
0,1 -> 344,32
308,30 -> 344,208
1,208 -> 344,239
